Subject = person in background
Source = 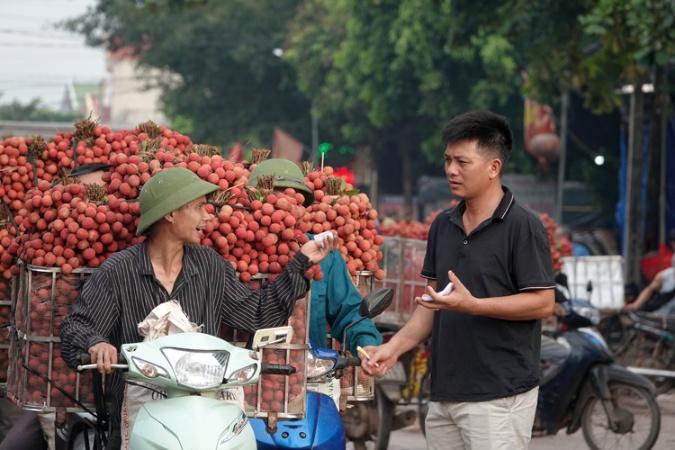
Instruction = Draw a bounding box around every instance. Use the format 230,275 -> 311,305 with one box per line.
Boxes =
624,230 -> 675,314
247,159 -> 382,357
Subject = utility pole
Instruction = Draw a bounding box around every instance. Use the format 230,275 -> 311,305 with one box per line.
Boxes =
657,71 -> 669,244
555,90 -> 570,224
624,83 -> 645,285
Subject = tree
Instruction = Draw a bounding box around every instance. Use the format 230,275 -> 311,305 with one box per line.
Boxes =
286,0 -> 535,216
576,0 -> 675,282
0,98 -> 78,123
68,0 -> 311,148
507,0 -> 674,112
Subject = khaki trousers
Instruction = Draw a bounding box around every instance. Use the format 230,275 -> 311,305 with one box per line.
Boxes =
425,386 -> 539,450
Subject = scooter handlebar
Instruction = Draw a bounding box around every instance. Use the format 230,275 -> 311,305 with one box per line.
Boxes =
76,353 -> 128,372
261,363 -> 296,376
77,363 -> 129,372
335,356 -> 361,370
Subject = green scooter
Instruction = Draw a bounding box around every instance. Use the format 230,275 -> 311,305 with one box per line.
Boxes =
77,327 -> 296,449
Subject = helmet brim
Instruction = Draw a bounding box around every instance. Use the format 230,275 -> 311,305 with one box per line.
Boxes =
136,179 -> 218,235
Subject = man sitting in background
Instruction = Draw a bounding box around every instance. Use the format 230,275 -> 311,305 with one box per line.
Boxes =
625,230 -> 675,315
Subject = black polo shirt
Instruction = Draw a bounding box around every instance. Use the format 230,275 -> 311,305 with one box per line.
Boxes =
421,186 -> 555,402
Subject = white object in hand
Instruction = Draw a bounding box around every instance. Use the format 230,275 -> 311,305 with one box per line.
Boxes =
315,231 -> 333,250
421,282 -> 453,302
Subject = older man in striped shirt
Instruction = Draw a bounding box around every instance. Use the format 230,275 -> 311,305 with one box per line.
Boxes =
61,167 -> 335,449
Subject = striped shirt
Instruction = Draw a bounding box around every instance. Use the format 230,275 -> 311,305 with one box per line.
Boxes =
60,240 -> 311,424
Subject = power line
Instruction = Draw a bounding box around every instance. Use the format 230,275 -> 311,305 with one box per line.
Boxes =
0,78 -> 168,89
0,28 -> 82,43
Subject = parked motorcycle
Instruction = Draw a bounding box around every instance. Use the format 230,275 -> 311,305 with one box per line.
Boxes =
536,277 -> 661,450
74,326 -> 297,450
250,287 -> 394,450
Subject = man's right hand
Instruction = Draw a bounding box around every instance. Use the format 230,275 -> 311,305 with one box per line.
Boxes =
360,343 -> 398,378
88,342 -> 118,375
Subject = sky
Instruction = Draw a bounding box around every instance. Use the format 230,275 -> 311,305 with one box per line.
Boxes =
0,0 -> 107,109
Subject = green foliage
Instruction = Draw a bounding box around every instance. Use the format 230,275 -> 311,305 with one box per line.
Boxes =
68,0 -> 310,147
576,0 -> 675,111
499,0 -> 674,112
66,0 -> 673,209
286,0 -> 528,168
0,98 -> 78,122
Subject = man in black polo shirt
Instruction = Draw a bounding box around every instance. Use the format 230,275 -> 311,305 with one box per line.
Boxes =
363,111 -> 555,449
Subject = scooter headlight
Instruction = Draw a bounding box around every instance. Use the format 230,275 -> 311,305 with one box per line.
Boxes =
162,348 -> 229,389
306,349 -> 337,379
216,411 -> 248,448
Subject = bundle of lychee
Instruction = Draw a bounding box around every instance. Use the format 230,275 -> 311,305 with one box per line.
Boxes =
241,288 -> 308,413
379,204 -> 456,240
380,218 -> 430,240
11,340 -> 93,408
0,256 -> 10,382
72,119 -> 192,167
242,345 -> 306,414
302,164 -> 384,280
0,203 -> 19,280
175,148 -> 249,193
204,184 -> 320,283
17,268 -> 86,338
0,136 -> 37,216
539,213 -> 573,272
102,121 -> 194,200
13,179 -> 142,274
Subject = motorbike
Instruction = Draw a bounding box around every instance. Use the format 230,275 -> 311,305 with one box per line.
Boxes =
535,276 -> 662,450
250,287 -> 394,450
73,326 -> 297,450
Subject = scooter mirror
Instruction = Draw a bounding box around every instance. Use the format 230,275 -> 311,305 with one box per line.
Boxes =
363,288 -> 394,318
554,272 -> 569,289
359,298 -> 370,317
252,326 -> 293,350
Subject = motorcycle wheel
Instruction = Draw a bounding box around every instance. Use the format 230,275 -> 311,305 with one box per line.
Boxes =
581,382 -> 660,450
417,370 -> 430,436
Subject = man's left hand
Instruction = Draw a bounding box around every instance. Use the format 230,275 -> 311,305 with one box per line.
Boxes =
300,231 -> 337,263
416,270 -> 478,314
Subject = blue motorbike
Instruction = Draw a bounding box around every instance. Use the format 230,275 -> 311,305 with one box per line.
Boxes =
251,288 -> 393,450
536,276 -> 661,450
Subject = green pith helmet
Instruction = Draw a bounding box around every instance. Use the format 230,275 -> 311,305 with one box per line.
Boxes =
247,159 -> 314,206
136,167 -> 218,235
